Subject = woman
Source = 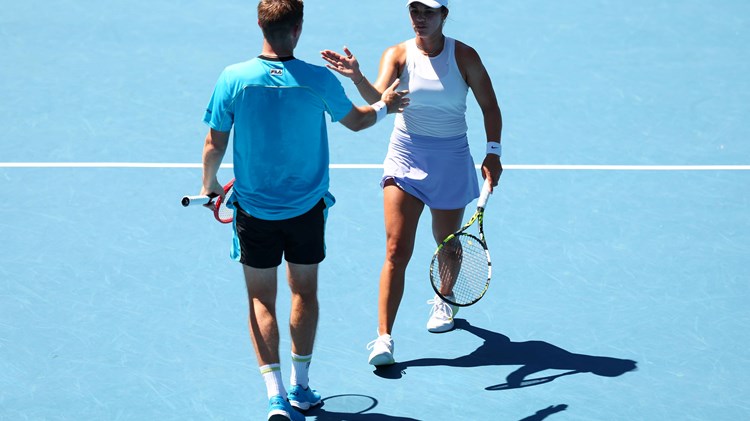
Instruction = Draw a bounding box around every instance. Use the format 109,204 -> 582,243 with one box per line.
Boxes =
322,0 -> 503,366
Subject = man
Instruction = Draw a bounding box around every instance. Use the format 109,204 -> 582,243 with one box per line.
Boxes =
198,1 -> 409,420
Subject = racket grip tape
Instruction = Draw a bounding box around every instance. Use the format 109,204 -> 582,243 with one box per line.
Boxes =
477,179 -> 492,209
181,195 -> 211,207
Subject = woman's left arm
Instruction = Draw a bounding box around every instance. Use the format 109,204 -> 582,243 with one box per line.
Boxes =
456,41 -> 503,189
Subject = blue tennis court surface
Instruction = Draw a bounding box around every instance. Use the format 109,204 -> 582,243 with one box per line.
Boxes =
1,1 -> 748,420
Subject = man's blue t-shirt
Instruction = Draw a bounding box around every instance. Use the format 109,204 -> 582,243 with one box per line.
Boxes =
203,56 -> 353,220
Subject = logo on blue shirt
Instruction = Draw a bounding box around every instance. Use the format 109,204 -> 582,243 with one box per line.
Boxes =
270,69 -> 283,76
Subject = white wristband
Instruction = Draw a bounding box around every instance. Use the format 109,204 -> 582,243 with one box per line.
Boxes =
371,100 -> 387,123
486,141 -> 502,157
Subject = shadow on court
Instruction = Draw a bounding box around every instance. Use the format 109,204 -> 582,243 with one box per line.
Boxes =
304,394 -> 419,421
518,405 -> 569,421
373,319 -> 637,391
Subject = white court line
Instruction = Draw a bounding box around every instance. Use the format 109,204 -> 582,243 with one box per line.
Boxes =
1,162 -> 749,170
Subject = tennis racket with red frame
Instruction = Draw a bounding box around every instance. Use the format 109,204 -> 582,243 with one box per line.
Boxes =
181,179 -> 235,224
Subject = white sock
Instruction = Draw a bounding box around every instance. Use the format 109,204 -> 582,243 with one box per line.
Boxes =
260,364 -> 285,399
290,353 -> 312,389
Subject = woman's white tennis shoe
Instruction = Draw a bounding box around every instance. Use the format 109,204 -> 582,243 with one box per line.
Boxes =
367,333 -> 395,366
367,296 -> 457,366
426,295 -> 458,333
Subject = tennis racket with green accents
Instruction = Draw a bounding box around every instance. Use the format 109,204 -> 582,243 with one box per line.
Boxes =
429,179 -> 493,307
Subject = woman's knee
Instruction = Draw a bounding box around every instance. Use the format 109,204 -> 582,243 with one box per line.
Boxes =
385,237 -> 415,268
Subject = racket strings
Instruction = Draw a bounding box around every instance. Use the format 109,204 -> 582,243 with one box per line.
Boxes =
432,234 -> 489,305
216,187 -> 235,223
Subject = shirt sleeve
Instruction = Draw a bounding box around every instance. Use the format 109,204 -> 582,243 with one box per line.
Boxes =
203,69 -> 235,132
321,71 -> 354,123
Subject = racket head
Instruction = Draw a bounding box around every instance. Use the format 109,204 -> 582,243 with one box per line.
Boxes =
429,232 -> 491,307
212,179 -> 235,224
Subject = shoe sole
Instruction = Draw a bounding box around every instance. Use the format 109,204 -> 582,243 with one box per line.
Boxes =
289,398 -> 321,411
269,411 -> 293,421
368,353 -> 395,366
427,321 -> 455,333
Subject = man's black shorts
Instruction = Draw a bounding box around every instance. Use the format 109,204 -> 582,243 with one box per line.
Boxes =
234,198 -> 330,269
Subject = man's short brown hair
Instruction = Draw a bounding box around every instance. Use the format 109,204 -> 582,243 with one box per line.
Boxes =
257,0 -> 304,42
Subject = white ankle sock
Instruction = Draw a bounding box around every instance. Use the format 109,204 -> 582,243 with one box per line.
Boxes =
290,353 -> 312,389
260,363 -> 285,399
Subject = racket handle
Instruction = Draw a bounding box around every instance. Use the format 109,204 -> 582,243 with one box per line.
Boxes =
181,195 -> 211,207
477,179 -> 492,209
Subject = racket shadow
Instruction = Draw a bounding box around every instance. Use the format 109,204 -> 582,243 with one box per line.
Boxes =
373,318 -> 637,391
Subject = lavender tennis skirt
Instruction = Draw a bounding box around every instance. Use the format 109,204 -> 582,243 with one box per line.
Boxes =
381,128 -> 480,210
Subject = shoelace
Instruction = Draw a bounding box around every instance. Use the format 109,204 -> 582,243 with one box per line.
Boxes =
427,298 -> 454,320
366,335 -> 391,350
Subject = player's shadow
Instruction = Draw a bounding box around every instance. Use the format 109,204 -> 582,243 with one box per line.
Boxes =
304,394 -> 419,420
373,318 -> 637,390
519,405 -> 569,421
